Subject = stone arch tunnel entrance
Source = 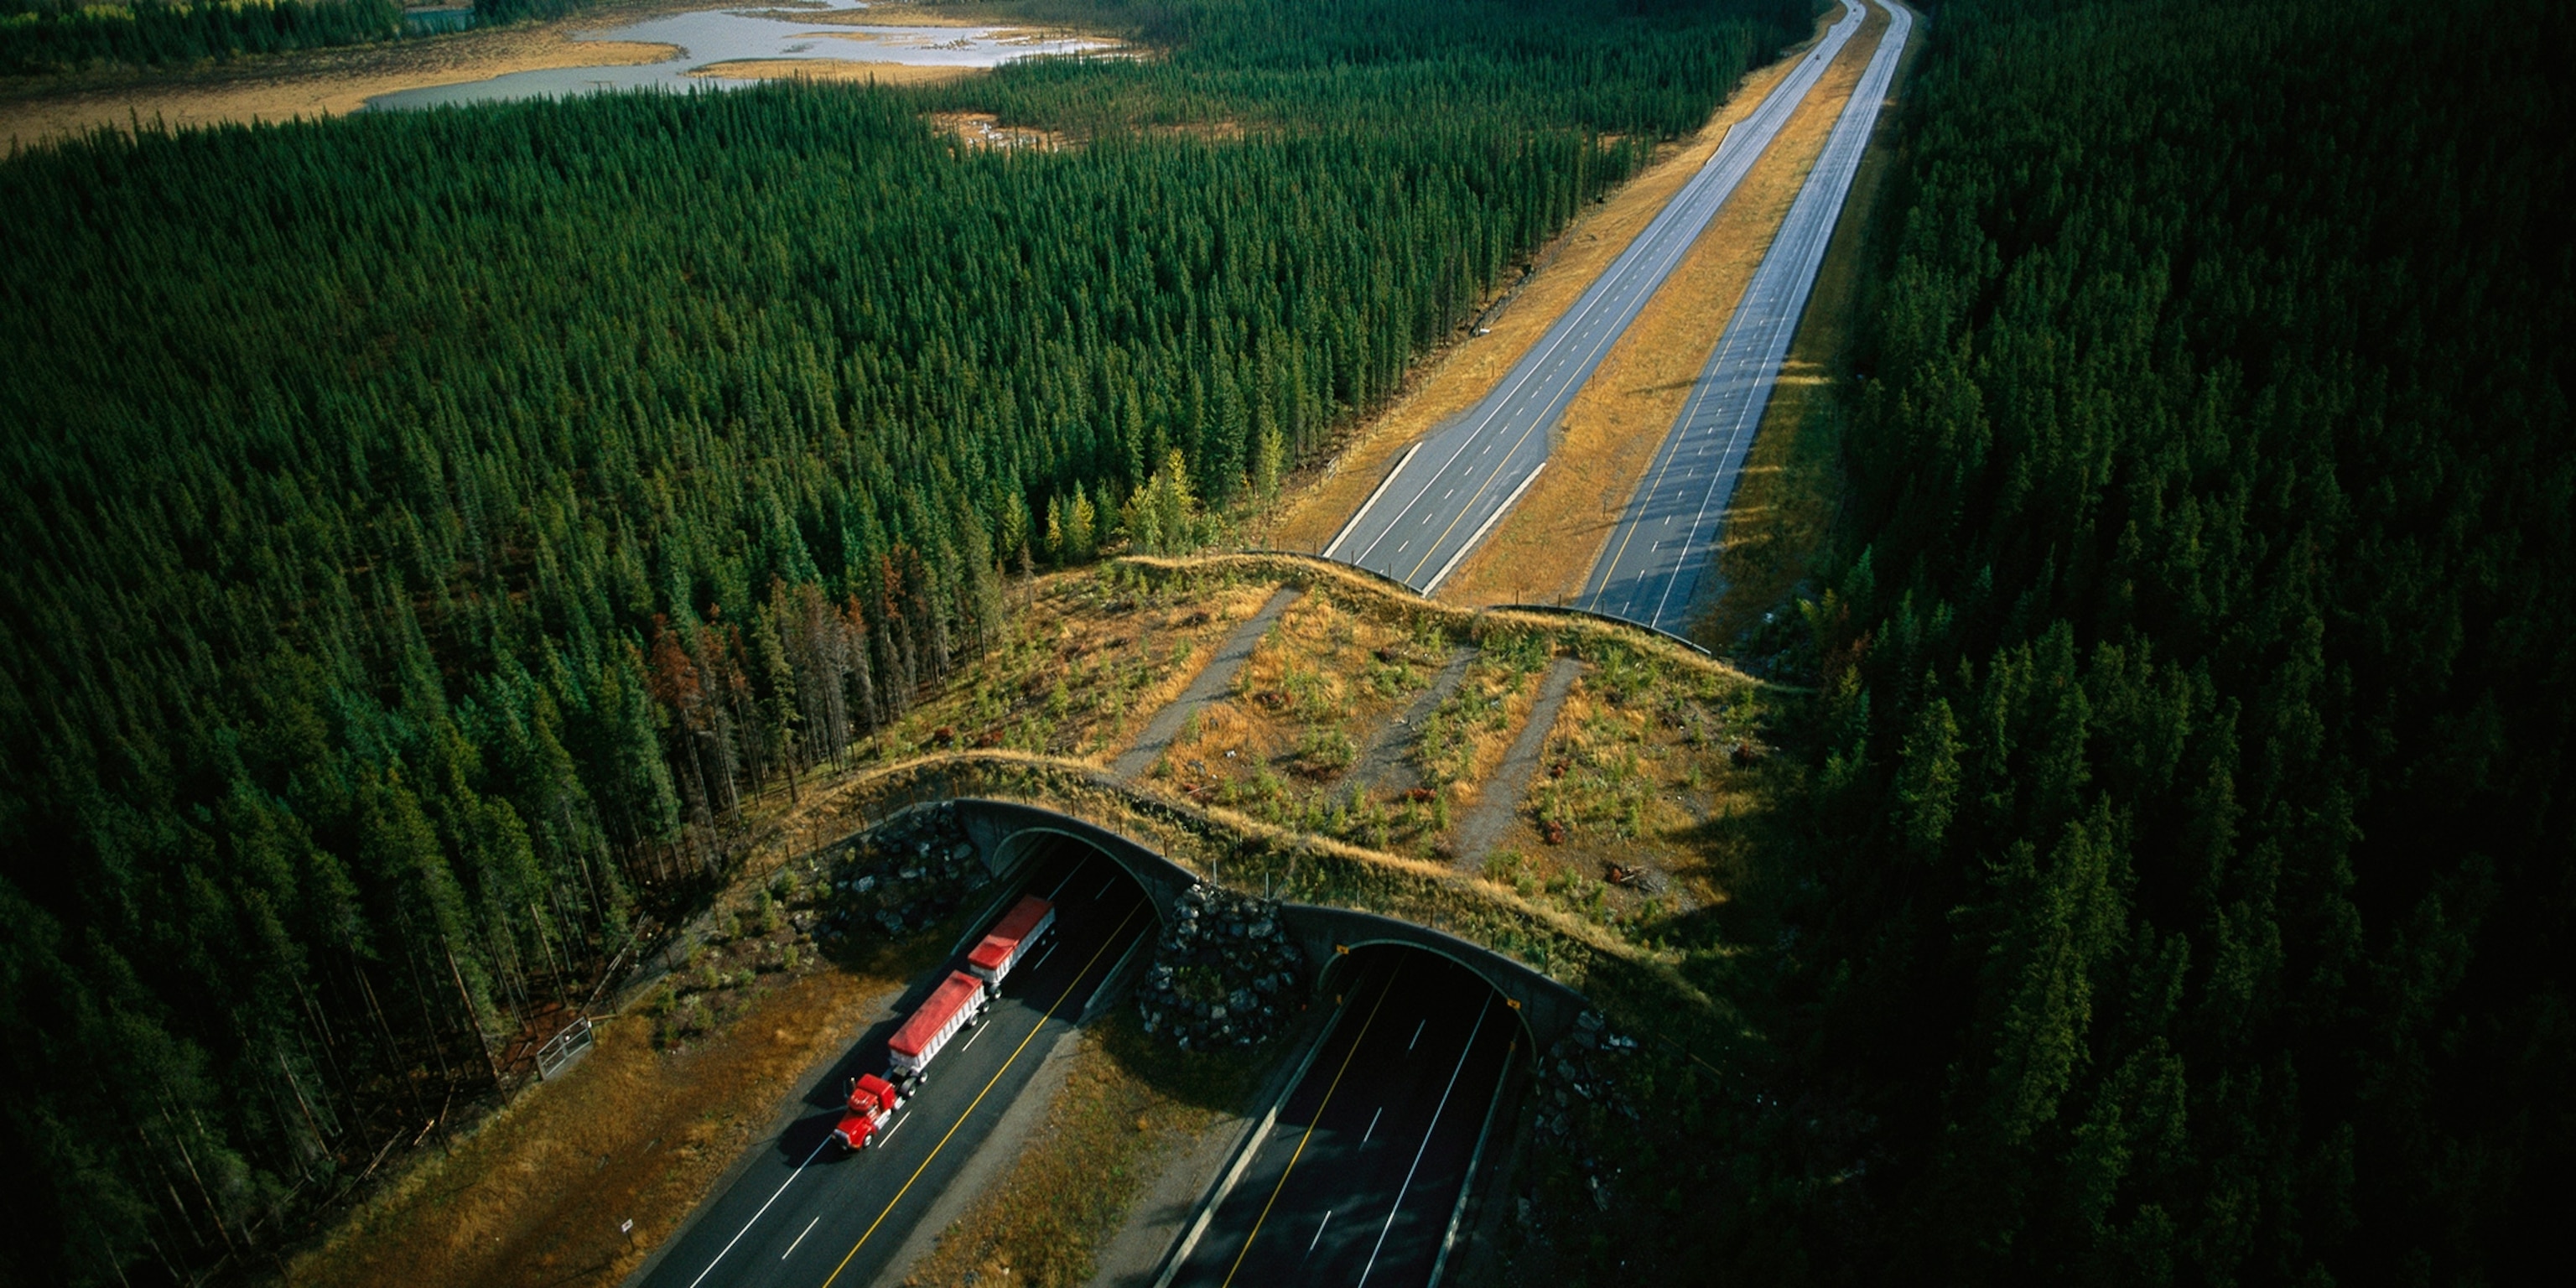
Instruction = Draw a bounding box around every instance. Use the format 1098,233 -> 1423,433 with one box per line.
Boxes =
943,797 -> 1588,1049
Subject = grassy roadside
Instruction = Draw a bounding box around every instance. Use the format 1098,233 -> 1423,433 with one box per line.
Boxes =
282,937 -> 947,1288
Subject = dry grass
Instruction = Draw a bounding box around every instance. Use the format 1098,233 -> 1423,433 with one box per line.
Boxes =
1259,3 -> 1841,557
755,3 -> 1015,29
927,108 -> 1067,149
1509,650 -> 1766,917
808,747 -> 1748,1041
1149,588 -> 1463,856
1435,0 -> 1895,610
843,568 -> 1276,770
0,1 -> 695,146
1187,591 -> 1417,774
1414,633 -> 1554,803
0,1 -> 1109,146
1120,553 -> 1759,688
688,58 -> 978,86
285,948 -> 936,1288
897,1011 -> 1271,1288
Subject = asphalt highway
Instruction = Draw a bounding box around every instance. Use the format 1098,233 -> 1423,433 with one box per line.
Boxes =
1322,0 -> 1867,594
1580,0 -> 1914,634
1171,950 -> 1519,1288
636,839 -> 1151,1288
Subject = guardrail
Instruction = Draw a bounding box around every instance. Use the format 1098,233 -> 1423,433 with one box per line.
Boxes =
535,1015 -> 595,1081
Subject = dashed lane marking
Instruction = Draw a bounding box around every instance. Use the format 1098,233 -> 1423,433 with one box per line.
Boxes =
1218,962 -> 1405,1287
1355,993 -> 1498,1288
782,1216 -> 821,1261
683,1134 -> 833,1288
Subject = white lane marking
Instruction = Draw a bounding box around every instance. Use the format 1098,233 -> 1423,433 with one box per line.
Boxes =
1585,0 -> 1893,621
1045,856 -> 1088,902
1354,994 -> 1497,1288
962,1018 -> 990,1052
1420,460 -> 1545,594
1028,939 -> 1062,975
878,1110 -> 911,1146
1363,1106 -> 1384,1144
1322,441 -> 1421,558
1379,3 -> 1862,583
684,1132 -> 834,1288
1096,876 -> 1117,901
1628,0 -> 1912,633
1408,1020 -> 1425,1051
782,1215 -> 821,1260
1353,0 -> 1866,584
1310,1209 -> 1335,1253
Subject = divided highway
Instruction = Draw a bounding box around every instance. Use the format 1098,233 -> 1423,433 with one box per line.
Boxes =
1322,0 -> 1867,593
1581,0 -> 1914,634
1170,951 -> 1519,1288
636,839 -> 1150,1288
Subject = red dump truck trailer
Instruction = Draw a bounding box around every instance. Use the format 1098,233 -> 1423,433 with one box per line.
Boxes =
832,1072 -> 904,1150
966,896 -> 1057,987
887,969 -> 986,1088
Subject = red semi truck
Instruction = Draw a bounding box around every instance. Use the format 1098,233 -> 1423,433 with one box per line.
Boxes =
832,1072 -> 904,1150
837,891 -> 1062,1145
966,896 -> 1057,987
886,969 -> 987,1093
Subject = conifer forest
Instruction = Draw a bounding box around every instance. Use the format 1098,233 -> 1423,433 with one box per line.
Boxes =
0,0 -> 405,75
1747,0 -> 2570,1282
1,0 -> 2568,1284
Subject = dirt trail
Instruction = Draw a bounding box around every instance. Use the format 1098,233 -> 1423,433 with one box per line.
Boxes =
1109,588 -> 1302,779
1335,646 -> 1475,804
1452,657 -> 1582,863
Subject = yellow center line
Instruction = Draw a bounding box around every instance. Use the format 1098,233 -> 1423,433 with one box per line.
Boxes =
817,900 -> 1145,1288
1218,959 -> 1405,1287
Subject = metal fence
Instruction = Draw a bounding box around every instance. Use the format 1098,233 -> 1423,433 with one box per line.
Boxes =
535,1015 -> 595,1081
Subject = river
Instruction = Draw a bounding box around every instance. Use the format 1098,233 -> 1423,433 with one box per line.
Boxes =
367,2 -> 1110,112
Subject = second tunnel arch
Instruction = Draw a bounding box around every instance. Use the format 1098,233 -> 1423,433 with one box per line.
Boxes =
939,797 -> 1590,1048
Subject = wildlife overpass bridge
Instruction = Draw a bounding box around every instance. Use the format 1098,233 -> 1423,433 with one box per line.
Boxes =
943,797 -> 1588,1046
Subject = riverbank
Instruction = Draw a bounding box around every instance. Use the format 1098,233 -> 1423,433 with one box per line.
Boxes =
0,2 -> 682,147
0,0 -> 1034,148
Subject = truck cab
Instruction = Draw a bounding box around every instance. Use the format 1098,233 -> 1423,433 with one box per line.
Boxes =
831,1072 -> 903,1150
